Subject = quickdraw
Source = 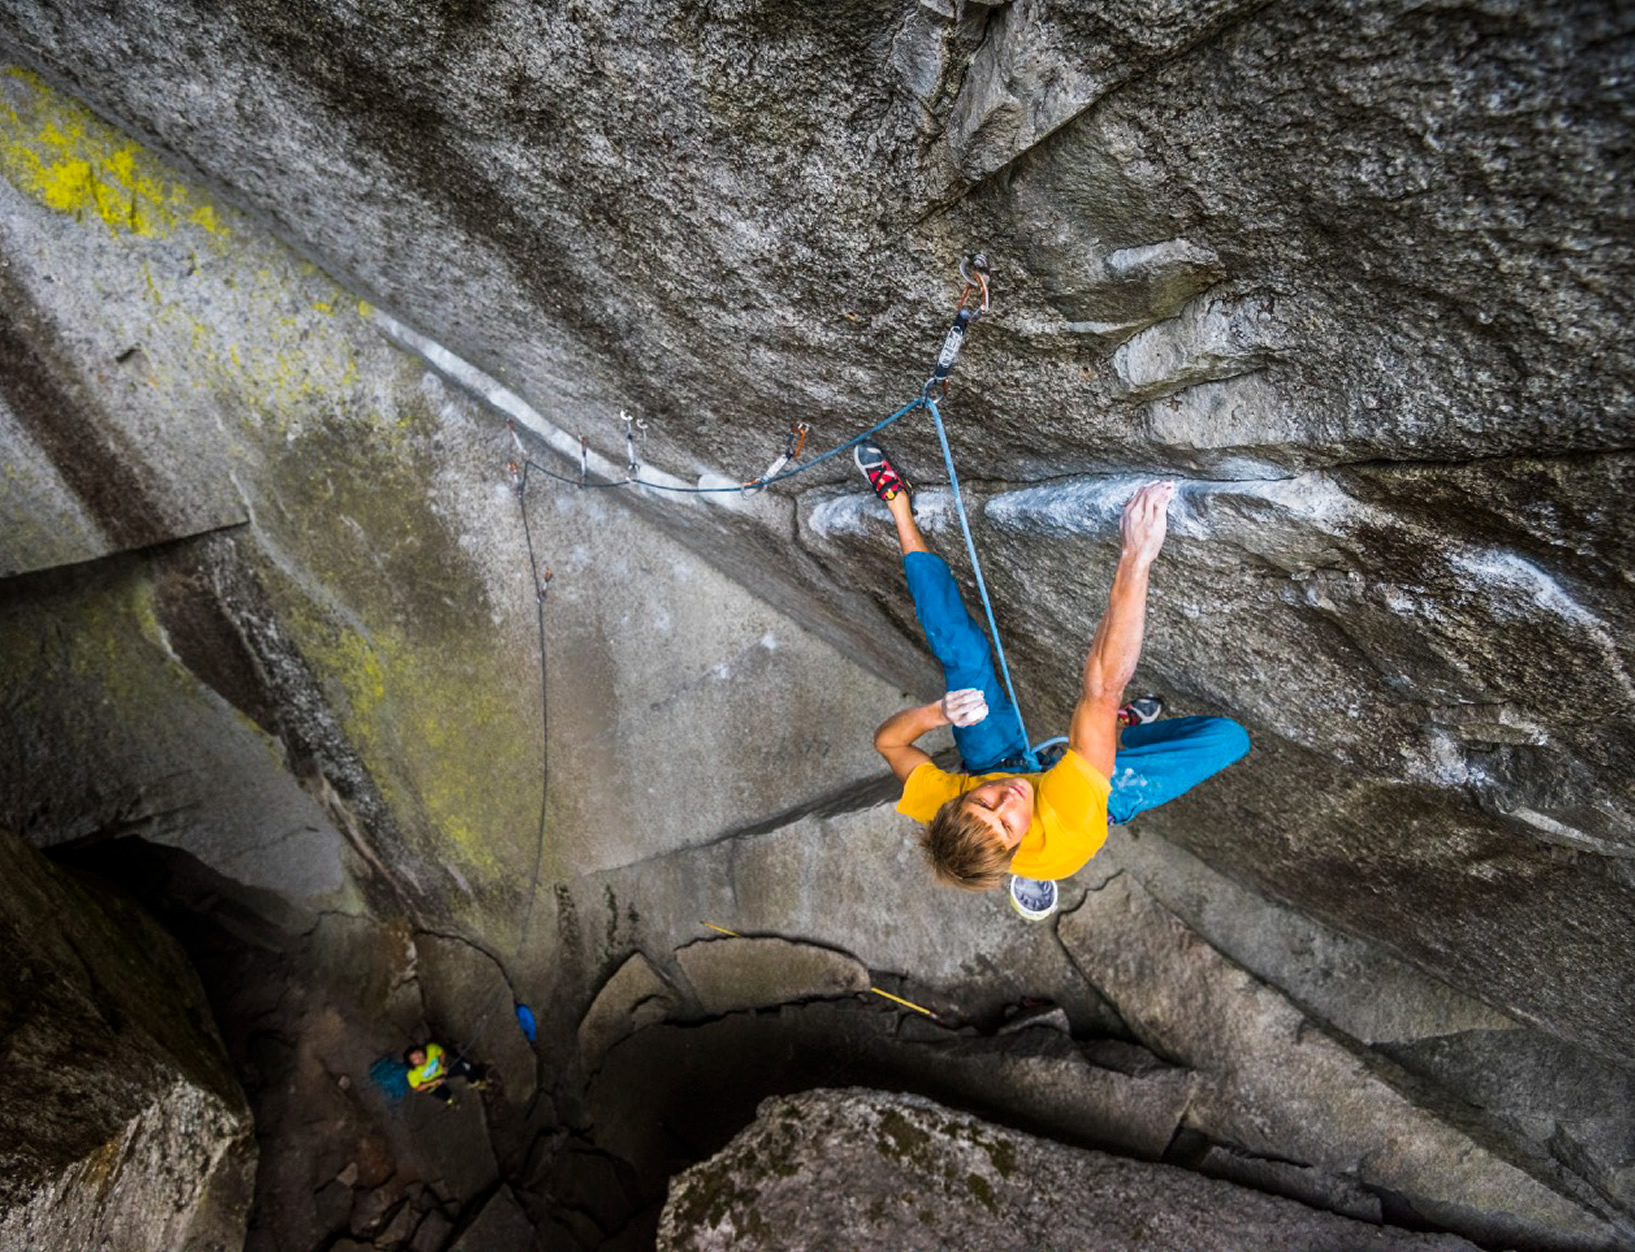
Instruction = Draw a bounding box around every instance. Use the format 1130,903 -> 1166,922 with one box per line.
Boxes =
622,410 -> 642,482
923,252 -> 990,400
745,421 -> 809,493
507,422 -> 526,494
503,255 -> 992,499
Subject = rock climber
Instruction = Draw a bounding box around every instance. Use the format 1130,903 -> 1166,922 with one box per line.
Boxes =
858,440 -> 1250,920
404,1041 -> 486,1107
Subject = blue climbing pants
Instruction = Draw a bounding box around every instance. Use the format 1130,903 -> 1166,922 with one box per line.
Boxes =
1105,716 -> 1250,824
903,551 -> 1250,807
904,552 -> 1029,772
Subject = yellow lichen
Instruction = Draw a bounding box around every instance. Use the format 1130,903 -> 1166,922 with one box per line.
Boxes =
280,600 -> 543,884
0,67 -> 228,240
0,69 -> 373,432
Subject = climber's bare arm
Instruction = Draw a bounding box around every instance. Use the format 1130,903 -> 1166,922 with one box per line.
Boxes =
873,701 -> 947,782
1069,482 -> 1175,778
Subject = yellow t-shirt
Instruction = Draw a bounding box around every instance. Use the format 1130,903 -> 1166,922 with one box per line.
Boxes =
407,1042 -> 446,1091
896,750 -> 1113,881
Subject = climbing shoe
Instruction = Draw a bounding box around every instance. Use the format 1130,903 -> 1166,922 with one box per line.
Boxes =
1118,694 -> 1165,727
1008,874 -> 1058,922
854,439 -> 912,503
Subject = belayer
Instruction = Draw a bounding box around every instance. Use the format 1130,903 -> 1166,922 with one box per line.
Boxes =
404,1041 -> 487,1108
859,441 -> 1250,919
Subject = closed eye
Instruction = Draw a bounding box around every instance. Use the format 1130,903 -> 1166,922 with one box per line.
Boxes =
975,798 -> 1011,837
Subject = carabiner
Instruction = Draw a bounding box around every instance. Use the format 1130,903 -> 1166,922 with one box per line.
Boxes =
621,410 -> 640,481
957,252 -> 990,316
785,422 -> 809,461
924,253 -> 992,396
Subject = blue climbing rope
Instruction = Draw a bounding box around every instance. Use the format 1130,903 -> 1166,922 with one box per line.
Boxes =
513,395 -> 928,496
515,401 -> 1041,769
922,396 -> 1038,771
508,253 -> 1039,768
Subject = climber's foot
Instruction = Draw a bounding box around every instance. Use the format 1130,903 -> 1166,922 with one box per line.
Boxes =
1118,695 -> 1164,728
855,439 -> 912,504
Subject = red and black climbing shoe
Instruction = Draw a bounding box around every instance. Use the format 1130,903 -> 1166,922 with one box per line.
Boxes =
1118,694 -> 1165,727
855,439 -> 913,503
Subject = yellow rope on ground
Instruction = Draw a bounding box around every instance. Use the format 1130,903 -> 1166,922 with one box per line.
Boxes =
699,923 -> 940,1020
868,986 -> 936,1018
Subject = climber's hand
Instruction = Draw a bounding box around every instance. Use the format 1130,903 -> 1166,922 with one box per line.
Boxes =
1120,480 -> 1175,566
941,688 -> 989,728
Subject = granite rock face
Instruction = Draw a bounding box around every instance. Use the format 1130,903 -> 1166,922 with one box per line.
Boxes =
657,1088 -> 1483,1252
0,1 -> 1631,1248
0,831 -> 255,1252
0,0 -> 1626,1068
1059,872 -> 1624,1250
673,936 -> 871,1017
567,804 -> 1629,1249
0,62 -> 904,941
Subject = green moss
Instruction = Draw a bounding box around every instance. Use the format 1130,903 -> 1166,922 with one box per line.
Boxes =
877,1108 -> 932,1166
966,1173 -> 997,1213
277,582 -> 545,890
0,70 -> 377,444
982,1138 -> 1017,1179
252,380 -> 558,908
0,62 -> 554,941
669,1157 -> 763,1235
0,568 -> 220,757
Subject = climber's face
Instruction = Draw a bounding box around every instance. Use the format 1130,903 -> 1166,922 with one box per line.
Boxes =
406,1048 -> 426,1067
961,777 -> 1034,850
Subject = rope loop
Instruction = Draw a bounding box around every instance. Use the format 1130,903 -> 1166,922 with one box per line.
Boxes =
462,253 -> 1028,1067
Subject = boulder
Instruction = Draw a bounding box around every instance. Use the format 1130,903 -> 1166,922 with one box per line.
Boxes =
0,830 -> 255,1251
408,1208 -> 453,1252
657,1089 -> 1482,1251
447,1185 -> 535,1252
588,1000 -> 1192,1202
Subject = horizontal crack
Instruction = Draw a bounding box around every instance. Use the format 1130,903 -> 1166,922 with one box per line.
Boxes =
788,442 -> 1635,506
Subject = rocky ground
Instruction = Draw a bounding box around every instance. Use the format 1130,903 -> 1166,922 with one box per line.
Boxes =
0,833 -> 254,1251
659,1089 -> 1489,1252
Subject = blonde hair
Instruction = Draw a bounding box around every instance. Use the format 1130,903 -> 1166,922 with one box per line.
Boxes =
920,793 -> 1010,891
